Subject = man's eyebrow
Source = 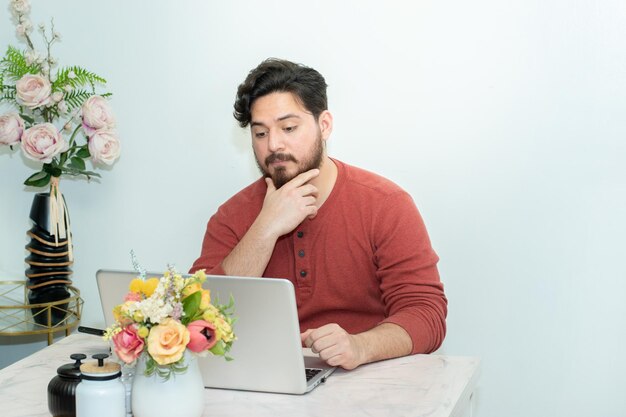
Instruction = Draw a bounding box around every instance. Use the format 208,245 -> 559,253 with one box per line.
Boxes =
251,114 -> 301,127
276,113 -> 301,122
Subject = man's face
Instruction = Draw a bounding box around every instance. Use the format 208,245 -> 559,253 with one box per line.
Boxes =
250,92 -> 328,188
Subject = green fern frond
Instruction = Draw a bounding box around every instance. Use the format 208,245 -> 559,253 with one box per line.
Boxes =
0,87 -> 16,102
62,89 -> 91,112
53,66 -> 107,92
0,46 -> 41,80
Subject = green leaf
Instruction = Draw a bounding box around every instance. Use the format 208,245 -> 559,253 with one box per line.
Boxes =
69,157 -> 86,170
181,291 -> 202,325
76,147 -> 91,158
43,165 -> 62,177
24,171 -> 51,187
19,114 -> 35,124
209,340 -> 226,356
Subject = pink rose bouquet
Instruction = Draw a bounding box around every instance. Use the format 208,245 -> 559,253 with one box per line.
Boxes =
0,0 -> 120,187
104,268 -> 236,379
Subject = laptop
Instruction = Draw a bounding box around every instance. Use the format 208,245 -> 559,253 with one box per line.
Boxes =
96,270 -> 336,394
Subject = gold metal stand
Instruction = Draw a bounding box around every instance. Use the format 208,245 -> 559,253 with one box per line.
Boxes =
0,281 -> 83,345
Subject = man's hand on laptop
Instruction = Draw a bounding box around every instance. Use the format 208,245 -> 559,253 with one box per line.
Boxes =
302,322 -> 414,370
301,323 -> 365,370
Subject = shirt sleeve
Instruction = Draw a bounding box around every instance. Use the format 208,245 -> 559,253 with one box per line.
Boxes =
189,206 -> 240,276
373,191 -> 448,354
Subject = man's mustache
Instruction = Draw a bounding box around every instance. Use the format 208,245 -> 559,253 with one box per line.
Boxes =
265,153 -> 298,166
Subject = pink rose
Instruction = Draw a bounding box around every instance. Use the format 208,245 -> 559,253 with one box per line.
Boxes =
15,74 -> 51,109
112,324 -> 145,364
187,320 -> 218,353
20,123 -> 68,163
0,113 -> 24,146
81,95 -> 116,136
88,130 -> 121,165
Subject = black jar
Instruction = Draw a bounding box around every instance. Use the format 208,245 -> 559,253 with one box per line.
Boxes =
48,353 -> 86,417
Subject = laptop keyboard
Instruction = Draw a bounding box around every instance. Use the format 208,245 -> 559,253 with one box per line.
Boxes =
305,368 -> 323,381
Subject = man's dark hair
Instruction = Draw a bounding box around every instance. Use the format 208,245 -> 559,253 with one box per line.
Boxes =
233,58 -> 328,128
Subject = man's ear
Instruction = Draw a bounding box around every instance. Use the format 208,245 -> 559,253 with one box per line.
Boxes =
318,110 -> 333,140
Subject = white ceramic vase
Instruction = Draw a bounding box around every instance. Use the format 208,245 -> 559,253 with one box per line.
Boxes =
131,350 -> 204,417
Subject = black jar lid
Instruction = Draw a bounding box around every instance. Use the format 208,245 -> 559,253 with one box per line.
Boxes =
57,353 -> 86,379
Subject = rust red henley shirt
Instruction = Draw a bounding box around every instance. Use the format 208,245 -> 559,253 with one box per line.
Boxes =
190,159 -> 447,354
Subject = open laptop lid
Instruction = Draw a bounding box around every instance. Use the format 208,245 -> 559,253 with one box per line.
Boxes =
96,270 -> 334,394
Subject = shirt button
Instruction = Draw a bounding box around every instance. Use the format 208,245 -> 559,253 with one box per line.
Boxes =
297,231 -> 304,238
298,250 -> 305,258
300,270 -> 307,278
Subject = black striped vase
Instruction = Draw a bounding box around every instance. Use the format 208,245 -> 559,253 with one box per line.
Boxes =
25,192 -> 73,326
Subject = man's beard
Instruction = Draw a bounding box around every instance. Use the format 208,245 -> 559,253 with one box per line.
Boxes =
255,131 -> 325,189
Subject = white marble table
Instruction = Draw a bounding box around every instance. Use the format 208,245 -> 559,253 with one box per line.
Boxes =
0,333 -> 480,417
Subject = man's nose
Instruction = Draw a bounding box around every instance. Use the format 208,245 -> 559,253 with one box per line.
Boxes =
267,131 -> 285,152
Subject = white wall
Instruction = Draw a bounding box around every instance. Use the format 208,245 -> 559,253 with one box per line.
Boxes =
1,1 -> 625,416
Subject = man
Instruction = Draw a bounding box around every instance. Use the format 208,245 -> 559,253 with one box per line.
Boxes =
190,58 -> 447,370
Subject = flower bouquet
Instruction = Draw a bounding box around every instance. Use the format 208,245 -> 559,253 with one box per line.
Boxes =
1,0 -> 120,187
1,0 -> 121,325
104,268 -> 236,379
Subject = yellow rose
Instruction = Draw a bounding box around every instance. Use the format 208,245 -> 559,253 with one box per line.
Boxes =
181,282 -> 202,299
147,318 -> 190,365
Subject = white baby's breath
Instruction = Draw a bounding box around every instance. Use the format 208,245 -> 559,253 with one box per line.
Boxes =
11,0 -> 31,14
16,21 -> 32,36
136,296 -> 173,325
